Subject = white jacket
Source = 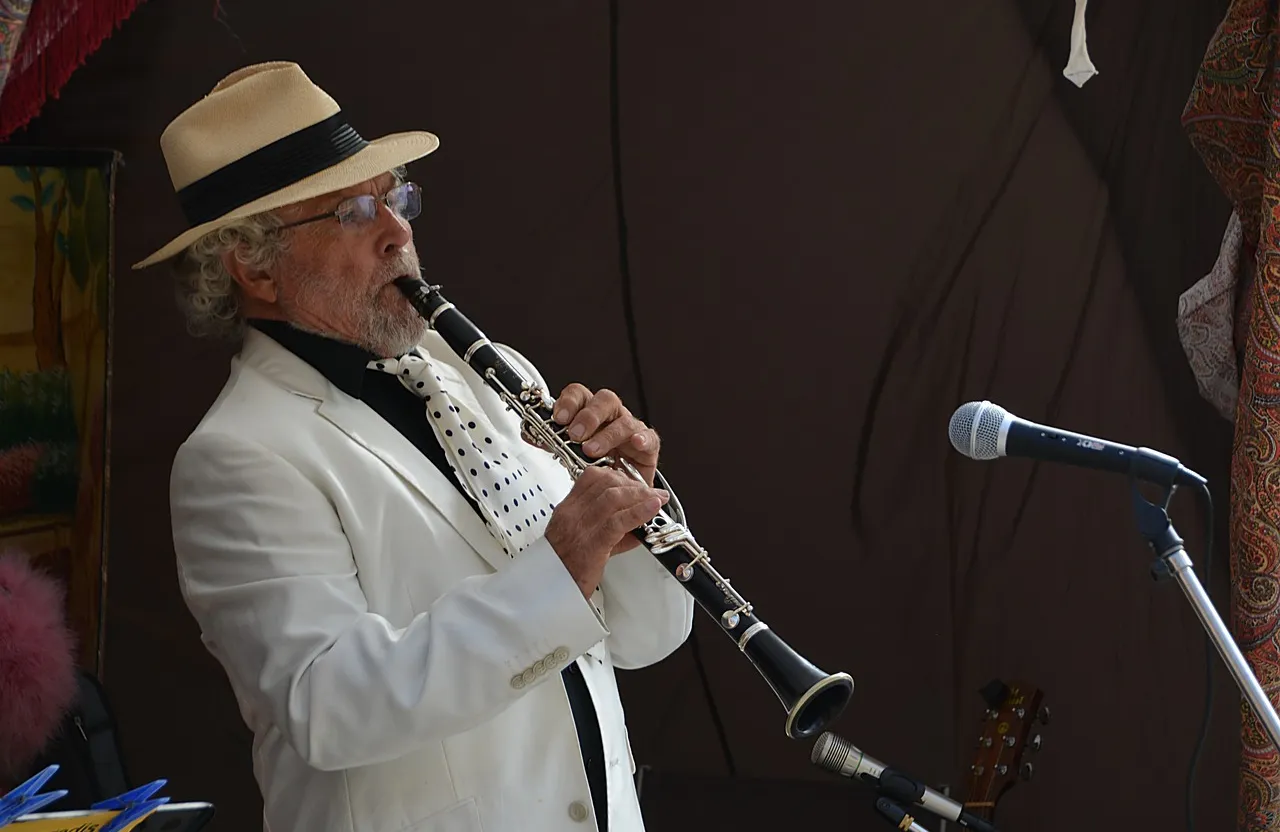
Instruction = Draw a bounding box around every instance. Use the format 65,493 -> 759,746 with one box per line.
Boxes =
169,327 -> 694,832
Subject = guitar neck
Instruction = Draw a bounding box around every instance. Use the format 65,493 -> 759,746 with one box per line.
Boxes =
959,678 -> 1048,825
962,769 -> 999,822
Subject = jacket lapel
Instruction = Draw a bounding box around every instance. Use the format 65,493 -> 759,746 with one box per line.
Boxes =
316,395 -> 514,572
240,329 -> 514,574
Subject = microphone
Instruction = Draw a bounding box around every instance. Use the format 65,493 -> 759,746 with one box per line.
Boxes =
811,732 -> 997,832
0,552 -> 78,784
876,797 -> 932,832
947,400 -> 1206,488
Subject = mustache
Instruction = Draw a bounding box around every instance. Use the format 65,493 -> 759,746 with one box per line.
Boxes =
378,250 -> 420,284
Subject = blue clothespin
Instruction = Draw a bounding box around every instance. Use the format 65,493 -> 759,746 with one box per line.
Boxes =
91,780 -> 168,811
0,765 -> 68,827
97,797 -> 170,832
90,780 -> 169,832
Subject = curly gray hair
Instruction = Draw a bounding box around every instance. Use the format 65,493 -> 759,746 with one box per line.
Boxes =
171,167 -> 408,340
172,212 -> 291,341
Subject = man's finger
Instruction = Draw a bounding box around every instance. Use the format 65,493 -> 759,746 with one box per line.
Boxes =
567,389 -> 623,442
553,383 -> 593,425
582,414 -> 645,458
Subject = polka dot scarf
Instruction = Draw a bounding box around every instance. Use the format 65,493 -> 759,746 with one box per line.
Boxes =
368,352 -> 557,558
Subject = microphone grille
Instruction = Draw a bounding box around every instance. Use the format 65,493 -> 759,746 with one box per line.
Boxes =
948,400 -> 1007,460
811,731 -> 853,772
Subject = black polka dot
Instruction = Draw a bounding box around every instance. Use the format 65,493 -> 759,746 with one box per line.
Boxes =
402,369 -> 410,375
504,477 -> 510,485
494,482 -> 501,491
468,421 -> 476,429
516,524 -> 522,532
446,429 -> 453,436
458,449 -> 466,456
376,363 -> 385,370
484,438 -> 493,444
483,489 -> 489,496
540,509 -> 547,517
502,453 -> 509,459
416,381 -> 424,389
503,505 -> 509,512
470,468 -> 478,476
433,411 -> 441,418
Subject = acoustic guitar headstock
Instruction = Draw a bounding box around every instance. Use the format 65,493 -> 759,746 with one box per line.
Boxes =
962,678 -> 1048,822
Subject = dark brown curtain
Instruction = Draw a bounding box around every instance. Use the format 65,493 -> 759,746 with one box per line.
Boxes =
7,1 -> 1245,829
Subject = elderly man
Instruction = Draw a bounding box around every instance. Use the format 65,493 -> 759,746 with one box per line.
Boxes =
135,61 -> 693,832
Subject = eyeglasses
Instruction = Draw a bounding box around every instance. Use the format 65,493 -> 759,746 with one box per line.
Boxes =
277,181 -> 421,231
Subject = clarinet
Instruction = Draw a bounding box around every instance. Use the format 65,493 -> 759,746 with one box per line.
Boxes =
395,275 -> 854,740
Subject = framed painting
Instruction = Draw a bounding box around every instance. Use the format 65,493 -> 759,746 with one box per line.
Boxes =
0,148 -> 119,676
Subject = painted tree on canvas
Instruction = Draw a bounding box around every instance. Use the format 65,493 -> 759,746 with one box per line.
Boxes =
1,164 -> 109,520
7,165 -> 105,371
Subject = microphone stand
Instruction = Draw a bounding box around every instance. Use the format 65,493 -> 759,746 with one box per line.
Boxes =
1130,474 -> 1280,752
874,796 -> 934,832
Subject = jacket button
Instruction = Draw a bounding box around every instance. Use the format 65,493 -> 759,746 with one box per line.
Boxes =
568,801 -> 589,822
510,674 -> 526,690
521,668 -> 536,685
554,646 -> 570,663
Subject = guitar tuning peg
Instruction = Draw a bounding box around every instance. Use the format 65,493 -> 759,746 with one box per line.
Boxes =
1030,733 -> 1043,752
1037,705 -> 1051,725
1020,762 -> 1034,781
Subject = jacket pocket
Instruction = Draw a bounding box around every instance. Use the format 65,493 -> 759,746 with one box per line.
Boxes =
403,797 -> 483,832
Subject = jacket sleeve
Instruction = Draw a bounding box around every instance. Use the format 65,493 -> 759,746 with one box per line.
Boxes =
597,546 -> 694,670
490,344 -> 695,670
170,430 -> 609,773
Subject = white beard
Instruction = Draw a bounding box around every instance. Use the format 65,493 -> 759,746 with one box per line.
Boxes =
280,256 -> 428,357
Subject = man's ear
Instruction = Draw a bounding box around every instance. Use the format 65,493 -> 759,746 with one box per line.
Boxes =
221,247 -> 277,304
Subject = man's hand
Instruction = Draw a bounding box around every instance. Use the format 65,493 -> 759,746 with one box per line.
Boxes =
545,467 -> 668,597
551,384 -> 660,486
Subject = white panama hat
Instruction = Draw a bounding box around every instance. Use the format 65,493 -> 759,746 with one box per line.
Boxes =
133,61 -> 439,269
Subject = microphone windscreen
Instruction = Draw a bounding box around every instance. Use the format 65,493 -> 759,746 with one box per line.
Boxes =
0,552 -> 78,781
948,401 -> 1008,460
810,731 -> 852,771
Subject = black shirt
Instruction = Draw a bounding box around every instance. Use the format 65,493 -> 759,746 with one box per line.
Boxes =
249,319 -> 608,830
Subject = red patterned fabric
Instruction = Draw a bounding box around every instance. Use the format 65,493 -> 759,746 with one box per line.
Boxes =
1184,2 -> 1280,828
0,0 -> 147,141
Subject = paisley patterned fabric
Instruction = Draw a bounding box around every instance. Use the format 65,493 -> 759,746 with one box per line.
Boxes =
1178,210 -> 1245,423
0,1 -> 35,102
1184,2 -> 1280,828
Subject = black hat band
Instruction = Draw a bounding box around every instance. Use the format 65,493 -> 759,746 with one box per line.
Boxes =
176,111 -> 369,227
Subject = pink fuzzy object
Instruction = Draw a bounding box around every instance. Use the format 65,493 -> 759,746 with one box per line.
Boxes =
0,552 -> 77,780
